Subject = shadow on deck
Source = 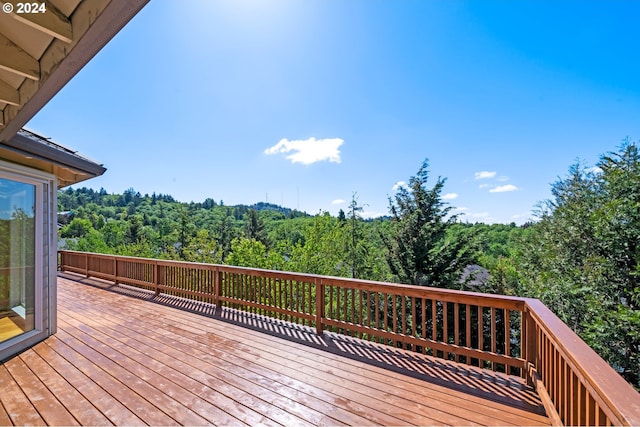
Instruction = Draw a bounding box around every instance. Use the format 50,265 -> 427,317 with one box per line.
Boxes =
61,271 -> 546,418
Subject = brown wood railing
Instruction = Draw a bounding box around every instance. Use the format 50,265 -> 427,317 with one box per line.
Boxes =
59,250 -> 640,426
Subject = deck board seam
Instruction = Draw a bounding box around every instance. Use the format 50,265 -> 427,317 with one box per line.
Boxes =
58,284 -> 448,425
57,295 -> 392,426
57,280 -> 548,424
56,298 -> 339,426
44,335 -> 176,426
56,285 -> 552,426
53,315 -> 285,427
31,341 -> 143,426
18,349 -> 115,426
52,328 -> 215,426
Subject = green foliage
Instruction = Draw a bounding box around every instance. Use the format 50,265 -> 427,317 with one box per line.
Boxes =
382,159 -> 476,288
225,238 -> 284,270
243,209 -> 268,246
288,212 -> 348,276
181,230 -> 223,264
517,141 -> 640,387
61,218 -> 94,238
54,144 -> 640,388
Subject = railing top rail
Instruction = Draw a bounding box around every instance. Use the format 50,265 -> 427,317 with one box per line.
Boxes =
524,298 -> 640,425
59,250 -> 526,309
59,250 -> 640,424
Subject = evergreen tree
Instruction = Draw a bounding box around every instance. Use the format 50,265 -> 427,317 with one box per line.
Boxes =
382,159 -> 475,288
518,141 -> 640,387
347,193 -> 365,278
243,209 -> 268,246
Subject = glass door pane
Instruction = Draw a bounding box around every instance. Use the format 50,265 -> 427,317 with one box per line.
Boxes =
0,177 -> 36,343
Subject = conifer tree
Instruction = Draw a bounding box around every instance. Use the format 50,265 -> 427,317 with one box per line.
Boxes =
383,159 -> 475,288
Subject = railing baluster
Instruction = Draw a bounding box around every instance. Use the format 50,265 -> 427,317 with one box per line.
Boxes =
431,299 -> 437,343
466,304 -> 471,364
491,307 -> 497,371
454,303 -> 460,362
478,306 -> 484,365
401,295 -> 406,348
58,250 -> 640,427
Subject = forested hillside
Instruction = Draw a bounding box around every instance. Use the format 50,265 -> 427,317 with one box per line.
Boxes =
58,145 -> 639,388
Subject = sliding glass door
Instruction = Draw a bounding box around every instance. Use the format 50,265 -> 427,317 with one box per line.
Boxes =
0,178 -> 36,343
0,162 -> 55,361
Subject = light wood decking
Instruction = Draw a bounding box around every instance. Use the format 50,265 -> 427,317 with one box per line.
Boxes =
0,274 -> 550,426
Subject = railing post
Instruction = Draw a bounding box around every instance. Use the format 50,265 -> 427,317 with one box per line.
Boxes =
85,253 -> 89,278
315,278 -> 324,335
113,256 -> 118,284
154,260 -> 159,296
214,267 -> 221,309
524,306 -> 537,386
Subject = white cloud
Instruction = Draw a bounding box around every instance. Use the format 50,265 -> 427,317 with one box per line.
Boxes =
452,206 -> 469,212
442,193 -> 458,200
331,199 -> 346,205
497,176 -> 510,182
361,210 -> 385,219
470,212 -> 490,218
478,183 -> 490,189
392,181 -> 408,191
489,184 -> 519,193
264,137 -> 344,165
587,166 -> 603,175
475,171 -> 497,180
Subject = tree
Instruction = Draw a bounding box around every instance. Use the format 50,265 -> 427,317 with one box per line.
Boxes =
182,229 -> 223,264
61,218 -> 94,238
243,209 -> 268,246
382,159 -> 475,288
226,237 -> 284,270
289,212 -> 348,276
347,193 -> 365,278
518,141 -> 640,387
177,206 -> 195,260
216,215 -> 236,260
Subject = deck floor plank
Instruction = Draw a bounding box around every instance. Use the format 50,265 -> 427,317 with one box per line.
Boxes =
31,341 -> 146,426
44,336 -> 177,426
0,364 -> 46,426
0,275 -> 551,426
59,292 -> 380,426
3,356 -> 80,426
57,310 -> 367,427
58,279 -> 547,426
55,315 -> 273,427
0,401 -> 11,427
0,396 -> 12,427
18,349 -> 113,426
80,300 -> 472,426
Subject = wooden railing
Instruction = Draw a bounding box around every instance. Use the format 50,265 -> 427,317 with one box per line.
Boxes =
59,250 -> 640,426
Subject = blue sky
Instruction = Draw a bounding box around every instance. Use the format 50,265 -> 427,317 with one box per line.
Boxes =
27,0 -> 640,223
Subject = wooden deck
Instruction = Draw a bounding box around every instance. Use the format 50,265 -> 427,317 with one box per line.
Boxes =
0,274 -> 550,426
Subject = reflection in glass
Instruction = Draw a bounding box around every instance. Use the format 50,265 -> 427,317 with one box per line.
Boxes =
0,178 -> 36,343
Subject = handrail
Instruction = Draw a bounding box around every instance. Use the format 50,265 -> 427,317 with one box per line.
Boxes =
523,299 -> 640,426
58,250 -> 640,426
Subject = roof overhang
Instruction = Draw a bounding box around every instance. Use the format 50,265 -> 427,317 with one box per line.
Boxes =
0,128 -> 106,187
0,0 -> 149,186
0,0 -> 149,141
